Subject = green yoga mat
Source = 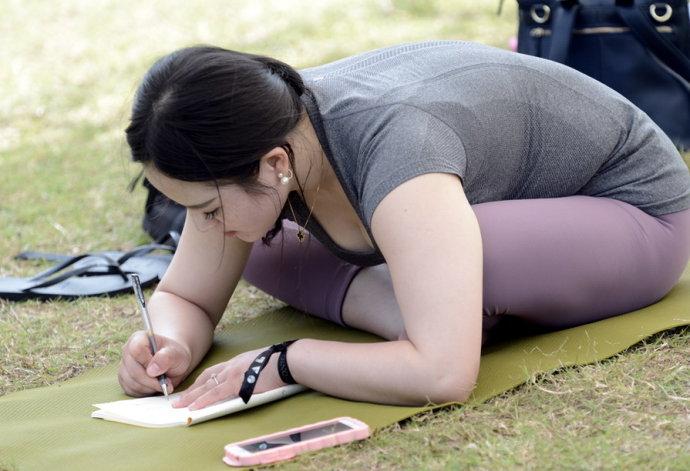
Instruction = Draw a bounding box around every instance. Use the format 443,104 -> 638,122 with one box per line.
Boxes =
2,263 -> 689,471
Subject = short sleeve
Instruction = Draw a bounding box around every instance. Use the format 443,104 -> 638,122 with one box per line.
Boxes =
357,104 -> 467,229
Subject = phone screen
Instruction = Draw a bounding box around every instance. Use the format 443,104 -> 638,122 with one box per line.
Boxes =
240,421 -> 353,453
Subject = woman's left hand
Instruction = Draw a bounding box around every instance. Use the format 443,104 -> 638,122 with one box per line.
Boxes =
171,346 -> 286,410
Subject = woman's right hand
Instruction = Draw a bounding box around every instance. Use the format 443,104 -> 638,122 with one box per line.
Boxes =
118,330 -> 193,397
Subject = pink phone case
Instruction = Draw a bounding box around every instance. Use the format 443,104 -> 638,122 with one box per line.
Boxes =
223,416 -> 370,466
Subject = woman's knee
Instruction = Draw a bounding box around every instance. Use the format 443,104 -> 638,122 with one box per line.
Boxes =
475,196 -> 689,328
560,199 -> 690,322
655,207 -> 690,290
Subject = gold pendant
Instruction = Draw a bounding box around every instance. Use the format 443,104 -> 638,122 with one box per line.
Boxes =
297,229 -> 305,243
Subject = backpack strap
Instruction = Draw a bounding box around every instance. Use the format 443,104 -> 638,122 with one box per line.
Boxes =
616,1 -> 690,82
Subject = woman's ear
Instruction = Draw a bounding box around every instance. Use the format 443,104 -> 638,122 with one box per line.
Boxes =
258,146 -> 292,184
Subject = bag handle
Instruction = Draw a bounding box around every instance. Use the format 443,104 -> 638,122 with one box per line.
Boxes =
615,1 -> 690,82
545,0 -> 690,81
547,0 -> 581,62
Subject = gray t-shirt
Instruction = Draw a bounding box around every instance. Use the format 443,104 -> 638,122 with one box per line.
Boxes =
284,40 -> 690,266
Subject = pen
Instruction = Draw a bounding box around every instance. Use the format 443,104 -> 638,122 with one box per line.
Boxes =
130,274 -> 170,399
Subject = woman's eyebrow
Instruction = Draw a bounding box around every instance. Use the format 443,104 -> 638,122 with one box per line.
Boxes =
186,197 -> 217,210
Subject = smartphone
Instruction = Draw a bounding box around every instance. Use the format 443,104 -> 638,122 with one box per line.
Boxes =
223,416 -> 370,466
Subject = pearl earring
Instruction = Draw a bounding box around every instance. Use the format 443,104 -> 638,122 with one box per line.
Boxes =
279,169 -> 293,185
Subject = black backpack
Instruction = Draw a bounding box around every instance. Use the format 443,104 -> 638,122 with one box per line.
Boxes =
515,0 -> 690,149
141,178 -> 186,243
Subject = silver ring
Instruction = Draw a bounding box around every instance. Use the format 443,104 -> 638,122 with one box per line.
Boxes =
530,4 -> 551,24
649,3 -> 673,23
211,374 -> 220,386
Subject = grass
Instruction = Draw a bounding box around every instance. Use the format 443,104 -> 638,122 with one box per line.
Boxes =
1,0 -> 689,469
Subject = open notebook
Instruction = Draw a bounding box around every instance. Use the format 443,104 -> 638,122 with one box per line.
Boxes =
91,384 -> 307,428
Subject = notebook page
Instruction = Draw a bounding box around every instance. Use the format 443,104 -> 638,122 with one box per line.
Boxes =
92,393 -> 189,427
92,385 -> 307,428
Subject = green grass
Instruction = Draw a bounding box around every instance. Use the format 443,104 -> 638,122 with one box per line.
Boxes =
1,0 -> 689,469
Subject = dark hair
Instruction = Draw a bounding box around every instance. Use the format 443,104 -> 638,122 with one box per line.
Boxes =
125,45 -> 310,245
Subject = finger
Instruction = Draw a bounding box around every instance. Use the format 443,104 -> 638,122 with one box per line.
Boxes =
146,345 -> 186,377
173,375 -> 220,408
179,363 -> 225,395
133,365 -> 174,396
173,362 -> 231,408
173,363 -> 225,407
118,362 -> 156,397
123,350 -> 163,392
128,331 -> 154,365
165,377 -> 175,394
118,361 -> 145,397
123,361 -> 160,396
188,377 -> 239,411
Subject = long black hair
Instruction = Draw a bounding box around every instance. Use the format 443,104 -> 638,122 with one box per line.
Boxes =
125,45 -> 311,245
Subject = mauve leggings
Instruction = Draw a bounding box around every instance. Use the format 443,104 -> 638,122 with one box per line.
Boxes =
241,196 -> 690,332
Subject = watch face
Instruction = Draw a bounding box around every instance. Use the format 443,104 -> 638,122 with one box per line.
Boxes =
240,421 -> 353,453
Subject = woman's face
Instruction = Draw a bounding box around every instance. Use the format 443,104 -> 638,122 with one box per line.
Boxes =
144,165 -> 286,243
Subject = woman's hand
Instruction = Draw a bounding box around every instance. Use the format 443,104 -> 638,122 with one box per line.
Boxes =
118,330 -> 192,397
172,347 -> 286,410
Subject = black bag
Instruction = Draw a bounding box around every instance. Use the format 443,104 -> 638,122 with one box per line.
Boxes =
141,178 -> 186,243
516,0 -> 690,149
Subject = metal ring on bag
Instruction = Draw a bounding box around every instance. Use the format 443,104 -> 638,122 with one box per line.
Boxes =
649,3 -> 673,23
530,4 -> 551,24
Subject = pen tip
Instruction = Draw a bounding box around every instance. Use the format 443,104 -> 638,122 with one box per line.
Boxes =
162,383 -> 169,398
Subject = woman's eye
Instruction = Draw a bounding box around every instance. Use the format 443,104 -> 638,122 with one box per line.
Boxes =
203,208 -> 219,221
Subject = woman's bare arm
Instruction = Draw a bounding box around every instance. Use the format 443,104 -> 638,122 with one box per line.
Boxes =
134,212 -> 253,380
287,172 -> 483,405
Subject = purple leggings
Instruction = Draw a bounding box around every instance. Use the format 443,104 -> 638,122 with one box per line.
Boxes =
241,196 -> 690,331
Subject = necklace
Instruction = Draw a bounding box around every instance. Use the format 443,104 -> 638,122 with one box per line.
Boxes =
286,176 -> 322,243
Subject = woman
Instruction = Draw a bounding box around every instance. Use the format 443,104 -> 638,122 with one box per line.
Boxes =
118,40 -> 690,410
